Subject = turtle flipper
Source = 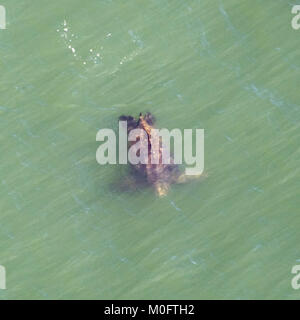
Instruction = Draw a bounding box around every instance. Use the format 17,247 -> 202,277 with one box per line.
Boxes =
119,115 -> 138,131
154,181 -> 169,197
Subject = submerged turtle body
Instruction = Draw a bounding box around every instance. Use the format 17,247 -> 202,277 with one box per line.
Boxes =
119,112 -> 201,197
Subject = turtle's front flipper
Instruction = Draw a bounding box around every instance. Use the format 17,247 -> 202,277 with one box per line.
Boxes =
154,181 -> 169,197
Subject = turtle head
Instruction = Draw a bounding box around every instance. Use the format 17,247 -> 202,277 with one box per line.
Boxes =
138,112 -> 156,126
144,112 -> 156,126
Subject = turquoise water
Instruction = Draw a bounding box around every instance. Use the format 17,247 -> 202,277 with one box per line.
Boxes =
0,0 -> 300,299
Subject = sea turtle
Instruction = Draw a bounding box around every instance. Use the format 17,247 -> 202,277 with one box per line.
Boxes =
119,112 -> 204,197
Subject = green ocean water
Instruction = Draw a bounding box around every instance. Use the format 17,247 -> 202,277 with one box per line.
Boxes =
0,0 -> 299,299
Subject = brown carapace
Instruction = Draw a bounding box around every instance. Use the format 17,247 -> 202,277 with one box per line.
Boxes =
119,112 -> 203,197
